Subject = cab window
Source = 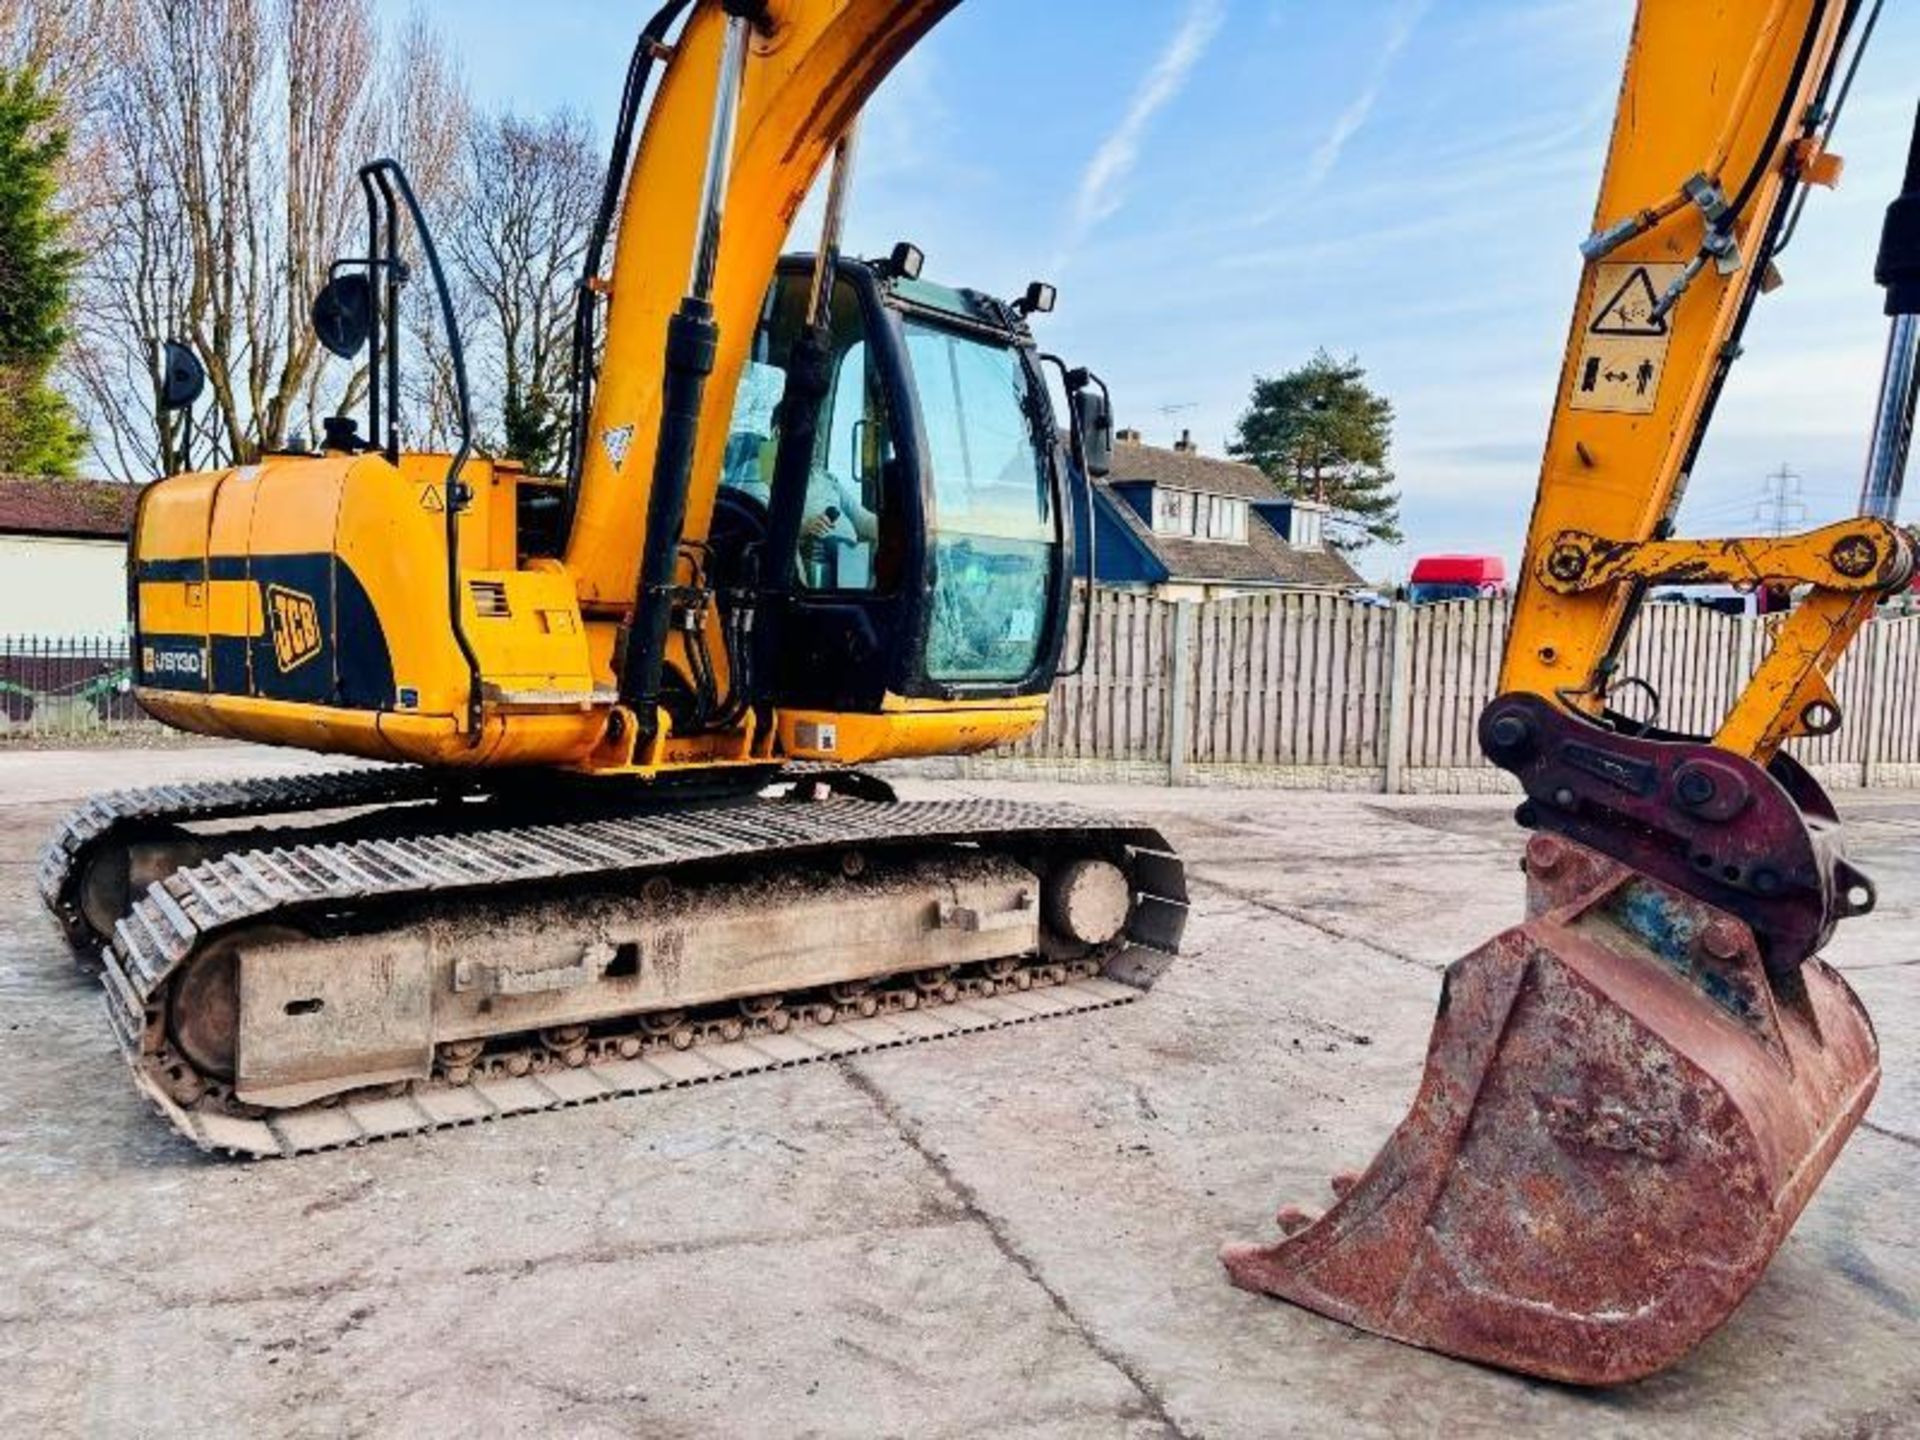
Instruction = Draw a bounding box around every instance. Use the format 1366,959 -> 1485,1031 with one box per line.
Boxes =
903,319 -> 1056,684
721,275 -> 894,594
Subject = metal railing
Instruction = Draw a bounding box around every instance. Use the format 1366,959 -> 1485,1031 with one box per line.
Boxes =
0,635 -> 149,736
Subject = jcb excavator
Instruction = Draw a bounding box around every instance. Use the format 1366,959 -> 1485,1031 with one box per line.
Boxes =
38,0 -> 1919,1389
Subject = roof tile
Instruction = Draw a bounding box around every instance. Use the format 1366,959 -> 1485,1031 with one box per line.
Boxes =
0,475 -> 142,540
1108,439 -> 1284,502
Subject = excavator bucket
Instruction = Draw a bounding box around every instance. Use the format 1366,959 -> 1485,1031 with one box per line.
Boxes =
1222,833 -> 1879,1385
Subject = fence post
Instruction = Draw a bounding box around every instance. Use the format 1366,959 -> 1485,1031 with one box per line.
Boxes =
1859,619 -> 1886,790
1383,602 -> 1414,794
1169,600 -> 1195,787
1736,612 -> 1763,685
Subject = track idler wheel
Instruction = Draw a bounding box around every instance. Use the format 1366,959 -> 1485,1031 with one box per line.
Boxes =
1221,837 -> 1880,1385
76,824 -> 197,949
167,925 -> 308,1083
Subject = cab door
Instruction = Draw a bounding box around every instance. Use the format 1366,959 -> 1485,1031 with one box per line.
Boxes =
721,262 -> 923,713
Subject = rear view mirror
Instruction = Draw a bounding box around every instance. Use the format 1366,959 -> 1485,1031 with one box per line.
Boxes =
312,273 -> 375,359
1074,387 -> 1114,479
159,341 -> 205,412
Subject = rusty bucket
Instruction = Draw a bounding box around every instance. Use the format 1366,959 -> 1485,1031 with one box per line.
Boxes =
1221,835 -> 1880,1385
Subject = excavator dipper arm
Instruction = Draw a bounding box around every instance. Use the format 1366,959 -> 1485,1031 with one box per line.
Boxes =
1223,0 -> 1913,1383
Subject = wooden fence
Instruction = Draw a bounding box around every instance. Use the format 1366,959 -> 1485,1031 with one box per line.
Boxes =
975,592 -> 1920,793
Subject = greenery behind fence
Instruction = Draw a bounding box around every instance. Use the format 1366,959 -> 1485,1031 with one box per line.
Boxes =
0,634 -> 137,733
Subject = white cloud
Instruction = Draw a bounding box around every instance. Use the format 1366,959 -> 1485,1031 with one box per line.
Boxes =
1305,0 -> 1431,187
1057,0 -> 1225,267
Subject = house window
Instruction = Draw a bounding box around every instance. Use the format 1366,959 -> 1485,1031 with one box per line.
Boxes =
1208,497 -> 1247,542
1153,488 -> 1247,543
1293,507 -> 1323,550
1154,488 -> 1192,536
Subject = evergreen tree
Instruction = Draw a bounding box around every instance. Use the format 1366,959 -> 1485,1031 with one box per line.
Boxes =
1229,349 -> 1402,552
0,66 -> 83,475
499,380 -> 568,477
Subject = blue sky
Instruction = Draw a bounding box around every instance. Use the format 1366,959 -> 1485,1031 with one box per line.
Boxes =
418,0 -> 1920,580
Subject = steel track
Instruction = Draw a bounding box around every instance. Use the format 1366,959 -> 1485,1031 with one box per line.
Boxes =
38,766 -> 486,946
83,793 -> 1186,1157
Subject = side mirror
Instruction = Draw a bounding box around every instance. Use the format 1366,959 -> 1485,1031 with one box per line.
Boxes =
312,272 -> 375,359
1074,387 -> 1114,479
159,341 -> 205,412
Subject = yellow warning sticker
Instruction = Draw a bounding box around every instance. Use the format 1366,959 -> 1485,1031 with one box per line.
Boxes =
1569,261 -> 1687,415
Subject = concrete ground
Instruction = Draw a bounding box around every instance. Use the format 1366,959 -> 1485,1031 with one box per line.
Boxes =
1,746 -> 1915,1440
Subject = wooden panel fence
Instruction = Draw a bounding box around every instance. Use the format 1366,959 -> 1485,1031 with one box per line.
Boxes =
991,592 -> 1920,793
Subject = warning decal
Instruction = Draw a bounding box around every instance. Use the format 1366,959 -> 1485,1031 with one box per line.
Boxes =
1570,261 -> 1687,415
602,424 -> 635,473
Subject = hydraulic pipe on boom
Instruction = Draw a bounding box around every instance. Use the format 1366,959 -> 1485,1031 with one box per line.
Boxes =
759,124 -> 861,684
620,4 -> 757,735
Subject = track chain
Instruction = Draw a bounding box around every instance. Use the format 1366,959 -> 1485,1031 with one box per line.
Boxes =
38,765 -> 481,945
117,962 -> 1143,1159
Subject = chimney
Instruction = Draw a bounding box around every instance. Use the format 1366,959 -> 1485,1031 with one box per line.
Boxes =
1116,427 -> 1143,443
1175,429 -> 1196,453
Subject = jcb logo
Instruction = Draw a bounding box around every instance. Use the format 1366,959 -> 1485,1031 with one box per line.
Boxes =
266,585 -> 323,673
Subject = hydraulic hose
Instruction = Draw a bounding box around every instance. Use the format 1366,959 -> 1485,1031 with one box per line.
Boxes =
619,8 -> 755,738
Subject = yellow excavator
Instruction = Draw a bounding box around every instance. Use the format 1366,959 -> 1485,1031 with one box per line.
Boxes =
38,0 -> 1919,1388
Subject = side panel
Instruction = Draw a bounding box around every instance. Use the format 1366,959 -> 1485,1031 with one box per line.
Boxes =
131,452 -> 609,769
207,467 -> 262,696
133,470 -> 224,694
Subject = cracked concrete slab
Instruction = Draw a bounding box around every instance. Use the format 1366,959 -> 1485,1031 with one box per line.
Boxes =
1,747 -> 1915,1438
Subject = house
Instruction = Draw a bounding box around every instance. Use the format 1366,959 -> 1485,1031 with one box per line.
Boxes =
0,475 -> 142,638
1075,431 -> 1364,601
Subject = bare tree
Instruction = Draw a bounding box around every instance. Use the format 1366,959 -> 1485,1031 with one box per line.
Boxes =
376,9 -> 472,453
449,108 -> 601,475
0,0 -> 115,117
24,0 -> 606,479
56,0 -> 459,479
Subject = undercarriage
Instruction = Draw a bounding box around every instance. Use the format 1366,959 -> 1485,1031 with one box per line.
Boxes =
42,767 -> 1186,1156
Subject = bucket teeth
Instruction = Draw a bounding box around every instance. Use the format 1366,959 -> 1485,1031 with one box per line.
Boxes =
1274,1205 -> 1317,1237
1223,842 -> 1880,1386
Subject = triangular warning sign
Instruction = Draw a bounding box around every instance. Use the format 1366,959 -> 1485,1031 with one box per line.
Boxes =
1590,266 -> 1667,337
420,486 -> 445,513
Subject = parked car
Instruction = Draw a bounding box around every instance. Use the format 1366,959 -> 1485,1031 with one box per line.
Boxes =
1409,555 -> 1507,605
1648,584 -> 1795,618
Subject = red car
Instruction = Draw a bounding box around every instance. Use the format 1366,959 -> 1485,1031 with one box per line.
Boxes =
1409,555 -> 1508,605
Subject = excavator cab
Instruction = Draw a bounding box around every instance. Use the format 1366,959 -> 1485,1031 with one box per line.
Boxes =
716,252 -> 1090,718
